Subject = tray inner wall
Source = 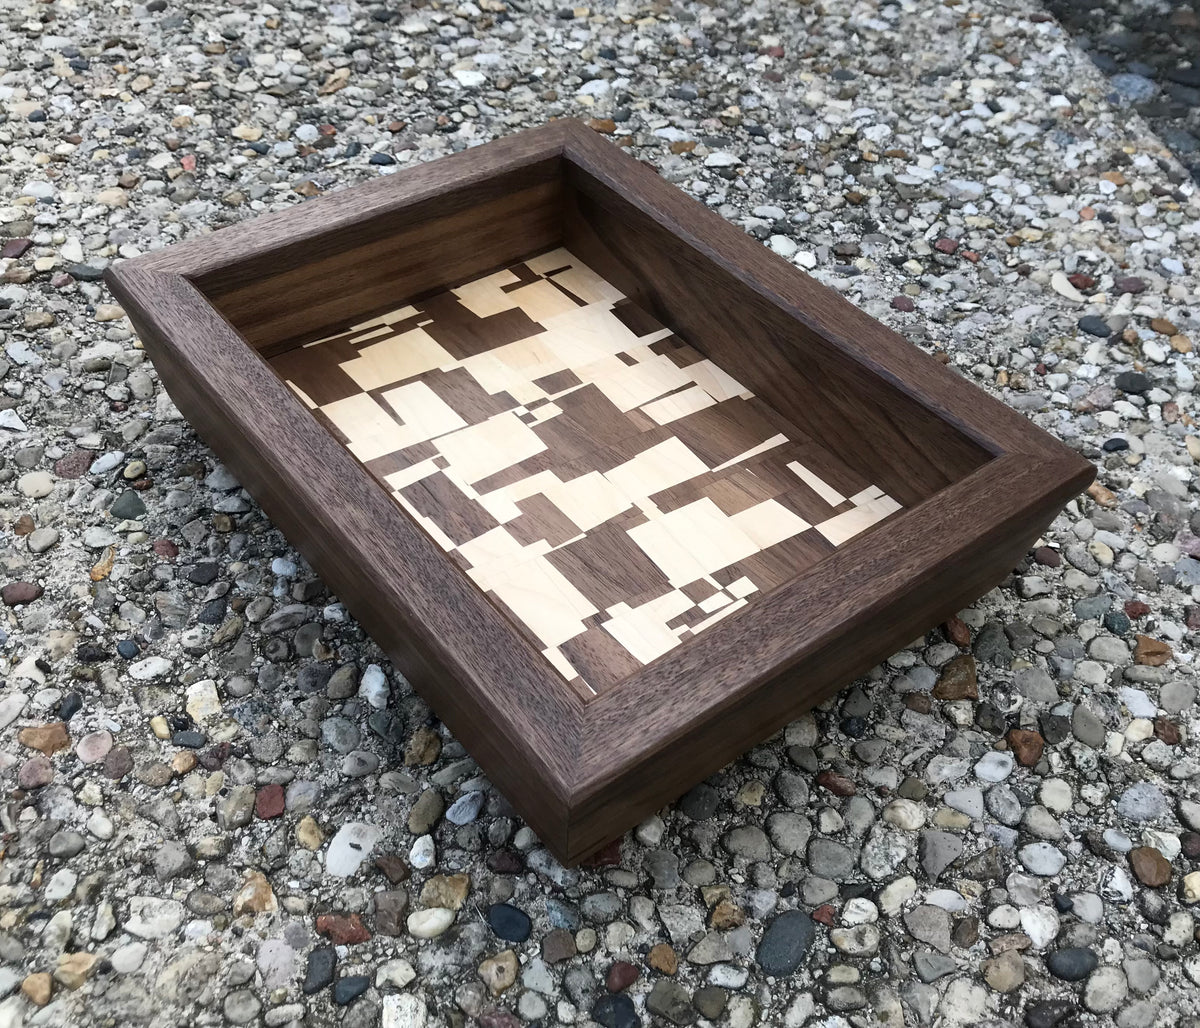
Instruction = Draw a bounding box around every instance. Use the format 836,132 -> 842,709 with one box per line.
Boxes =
267,249 -> 905,696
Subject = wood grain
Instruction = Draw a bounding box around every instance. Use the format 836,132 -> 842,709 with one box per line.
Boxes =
105,118 -> 1095,865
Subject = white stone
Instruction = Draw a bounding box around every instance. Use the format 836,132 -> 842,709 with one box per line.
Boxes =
409,834 -> 436,869
882,798 -> 925,830
974,751 -> 1015,782
125,897 -> 185,938
185,680 -> 221,722
1019,906 -> 1059,949
383,994 -> 428,1028
407,907 -> 454,939
0,694 -> 27,732
325,822 -> 382,877
877,876 -> 917,915
452,69 -> 486,88
110,942 -> 147,974
376,958 -> 416,989
359,664 -> 389,709
17,471 -> 53,498
128,656 -> 172,680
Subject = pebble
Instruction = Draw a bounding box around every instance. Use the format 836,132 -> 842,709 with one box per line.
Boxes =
756,910 -> 815,976
487,903 -> 532,942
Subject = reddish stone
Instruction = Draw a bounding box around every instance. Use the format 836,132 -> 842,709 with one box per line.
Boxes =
1188,607 -> 1200,632
811,904 -> 836,926
180,154 -> 196,171
761,45 -> 785,57
581,838 -> 622,867
1134,635 -> 1172,666
1115,276 -> 1147,294
944,615 -> 971,647
606,960 -> 639,992
1,238 -> 32,259
816,770 -> 856,796
962,250 -> 980,263
18,755 -> 54,789
315,913 -> 370,944
1129,846 -> 1171,887
255,783 -> 285,819
375,854 -> 411,884
934,237 -> 959,254
153,539 -> 179,559
934,655 -> 978,701
1154,717 -> 1181,746
1033,546 -> 1061,567
890,295 -> 915,312
103,746 -> 133,779
1006,728 -> 1044,767
478,1009 -> 521,1028
1124,600 -> 1150,619
2,581 -> 44,606
1067,272 -> 1095,290
13,514 -> 34,537
53,449 -> 93,479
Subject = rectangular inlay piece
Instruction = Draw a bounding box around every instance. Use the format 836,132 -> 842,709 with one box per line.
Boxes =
106,119 -> 1094,865
270,251 -> 903,695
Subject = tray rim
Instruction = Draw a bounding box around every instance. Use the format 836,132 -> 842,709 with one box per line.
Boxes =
106,118 -> 1095,862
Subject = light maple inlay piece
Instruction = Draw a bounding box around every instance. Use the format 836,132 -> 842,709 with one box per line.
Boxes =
269,249 -> 903,694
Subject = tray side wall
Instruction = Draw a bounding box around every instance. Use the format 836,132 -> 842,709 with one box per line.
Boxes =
205,167 -> 564,355
106,266 -> 582,856
562,458 -> 1090,862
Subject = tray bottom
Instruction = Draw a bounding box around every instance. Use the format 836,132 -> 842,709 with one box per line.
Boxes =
269,248 -> 902,695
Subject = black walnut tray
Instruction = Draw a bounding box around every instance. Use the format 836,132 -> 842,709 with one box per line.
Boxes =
106,119 -> 1095,865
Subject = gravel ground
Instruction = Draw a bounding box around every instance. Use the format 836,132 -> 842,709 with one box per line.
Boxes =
1046,0 -> 1200,184
3,1 -> 1200,1027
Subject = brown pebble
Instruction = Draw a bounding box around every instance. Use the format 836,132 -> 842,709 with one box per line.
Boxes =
1151,317 -> 1179,336
815,769 -> 856,796
18,723 -> 70,755
17,755 -> 54,789
708,899 -> 745,930
905,692 -> 933,714
1129,846 -> 1171,888
21,972 -> 51,1006
1124,600 -> 1151,619
587,118 -> 617,134
2,581 -> 44,606
606,960 -> 639,992
943,615 -> 972,647
933,655 -> 978,701
103,746 -> 133,779
542,928 -> 577,964
375,854 -> 410,884
13,514 -> 35,537
1133,635 -> 1172,666
1087,482 -> 1118,508
647,942 -> 678,975
315,912 -> 371,944
952,916 -> 979,948
811,903 -> 836,925
891,295 -> 915,312
404,725 -> 441,766
669,140 -> 696,154
1032,546 -> 1061,567
1154,718 -> 1181,746
1006,728 -> 1044,767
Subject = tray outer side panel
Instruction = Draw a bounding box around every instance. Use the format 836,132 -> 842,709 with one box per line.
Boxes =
105,127 -> 594,859
552,122 -> 1096,862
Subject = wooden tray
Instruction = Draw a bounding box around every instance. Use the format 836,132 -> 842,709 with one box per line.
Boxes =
106,120 -> 1094,865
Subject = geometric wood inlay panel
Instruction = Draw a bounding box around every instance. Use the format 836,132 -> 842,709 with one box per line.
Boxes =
270,249 -> 902,696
